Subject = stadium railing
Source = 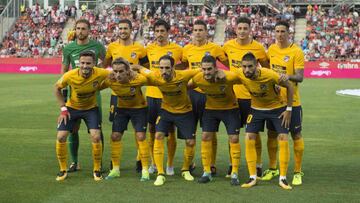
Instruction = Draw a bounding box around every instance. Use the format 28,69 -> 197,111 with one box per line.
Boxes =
0,0 -> 21,42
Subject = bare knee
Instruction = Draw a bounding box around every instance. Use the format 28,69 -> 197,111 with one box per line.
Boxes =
202,132 -> 214,141
90,129 -> 101,143
136,132 -> 146,141
246,133 -> 257,140
229,134 -> 239,143
185,139 -> 195,147
111,132 -> 122,141
155,132 -> 165,140
278,133 -> 288,141
57,131 -> 69,142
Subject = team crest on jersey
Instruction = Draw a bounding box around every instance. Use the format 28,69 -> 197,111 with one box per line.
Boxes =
93,81 -> 99,88
130,86 -> 136,94
283,56 -> 290,62
219,85 -> 226,92
260,84 -> 268,91
131,52 -> 137,59
204,51 -> 211,56
167,51 -> 173,56
175,82 -> 182,88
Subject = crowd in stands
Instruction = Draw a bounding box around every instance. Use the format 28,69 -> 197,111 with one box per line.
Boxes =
0,4 -> 67,57
1,3 -> 359,62
300,5 -> 360,61
221,4 -> 295,48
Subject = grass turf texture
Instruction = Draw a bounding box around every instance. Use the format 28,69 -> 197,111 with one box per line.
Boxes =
0,74 -> 359,202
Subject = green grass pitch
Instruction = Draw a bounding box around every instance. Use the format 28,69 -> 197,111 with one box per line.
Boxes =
0,74 -> 359,202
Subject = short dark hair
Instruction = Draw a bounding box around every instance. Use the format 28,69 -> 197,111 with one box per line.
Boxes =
201,55 -> 216,66
242,52 -> 257,63
112,57 -> 131,70
154,19 -> 170,31
193,20 -> 207,30
118,19 -> 132,29
236,17 -> 251,26
75,19 -> 91,29
79,50 -> 96,62
275,21 -> 290,30
159,55 -> 175,67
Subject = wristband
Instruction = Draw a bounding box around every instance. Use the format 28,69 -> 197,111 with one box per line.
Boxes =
286,106 -> 292,111
61,106 -> 68,112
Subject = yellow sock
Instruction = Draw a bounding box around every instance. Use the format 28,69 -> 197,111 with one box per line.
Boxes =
279,140 -> 290,177
135,132 -> 140,161
211,134 -> 218,166
293,138 -> 304,173
255,134 -> 262,166
154,139 -> 165,175
92,142 -> 103,171
167,132 -> 177,167
245,139 -> 257,176
148,132 -> 155,165
267,137 -> 278,169
182,145 -> 195,171
56,141 -> 67,171
138,140 -> 150,171
201,140 -> 212,173
230,142 -> 241,174
228,142 -> 232,166
111,140 -> 122,170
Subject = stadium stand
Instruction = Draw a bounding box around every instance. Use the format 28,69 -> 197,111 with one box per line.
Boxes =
0,4 -> 67,58
300,5 -> 360,61
0,2 -> 359,60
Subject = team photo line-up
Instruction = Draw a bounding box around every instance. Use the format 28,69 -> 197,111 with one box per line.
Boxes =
54,16 -> 304,190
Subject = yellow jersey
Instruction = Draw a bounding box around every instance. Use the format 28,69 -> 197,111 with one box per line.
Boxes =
234,68 -> 286,110
145,42 -> 183,98
141,69 -> 200,113
267,43 -> 304,106
56,67 -> 109,110
223,39 -> 268,99
182,42 -> 227,93
100,74 -> 148,109
105,41 -> 147,65
105,41 -> 146,96
192,71 -> 241,110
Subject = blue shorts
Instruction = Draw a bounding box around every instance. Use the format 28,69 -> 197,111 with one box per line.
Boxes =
202,109 -> 241,135
267,106 -> 302,134
147,97 -> 162,125
238,99 -> 251,128
57,107 -> 101,131
156,109 -> 196,140
112,107 -> 148,133
189,89 -> 206,128
246,106 -> 289,134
